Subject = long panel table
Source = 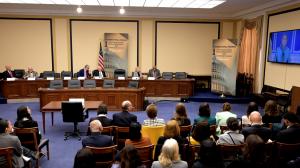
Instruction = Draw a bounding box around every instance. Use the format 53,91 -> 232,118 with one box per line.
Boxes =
0,78 -> 194,98
38,87 -> 146,111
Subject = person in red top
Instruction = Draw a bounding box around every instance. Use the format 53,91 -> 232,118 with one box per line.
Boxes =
125,122 -> 151,147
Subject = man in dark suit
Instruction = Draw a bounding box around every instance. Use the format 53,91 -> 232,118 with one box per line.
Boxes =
277,113 -> 300,144
2,65 -> 15,79
87,104 -> 112,135
112,100 -> 137,127
148,65 -> 161,79
82,120 -> 114,147
92,66 -> 107,78
78,65 -> 91,78
241,111 -> 272,142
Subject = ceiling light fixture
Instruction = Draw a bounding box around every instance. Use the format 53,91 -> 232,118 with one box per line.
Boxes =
76,6 -> 82,13
119,7 -> 125,15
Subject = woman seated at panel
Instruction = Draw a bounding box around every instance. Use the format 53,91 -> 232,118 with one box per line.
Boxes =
125,122 -> 151,147
190,122 -> 215,145
193,102 -> 216,126
14,105 -> 41,143
171,103 -> 191,126
154,120 -> 188,161
215,102 -> 237,135
242,102 -> 259,126
143,104 -> 165,126
217,117 -> 244,145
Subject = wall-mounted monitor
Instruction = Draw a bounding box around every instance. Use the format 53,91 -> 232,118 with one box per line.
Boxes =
268,29 -> 300,64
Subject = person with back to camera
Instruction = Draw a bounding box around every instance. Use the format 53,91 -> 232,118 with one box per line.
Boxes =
215,102 -> 237,135
217,117 -> 244,145
112,100 -> 137,127
193,102 -> 216,126
143,104 -> 165,126
241,102 -> 259,126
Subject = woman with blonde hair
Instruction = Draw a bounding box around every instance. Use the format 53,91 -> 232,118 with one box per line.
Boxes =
151,138 -> 188,168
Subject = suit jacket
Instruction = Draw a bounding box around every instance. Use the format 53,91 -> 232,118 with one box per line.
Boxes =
24,71 -> 39,78
148,68 -> 161,78
112,111 -> 137,127
2,70 -> 15,79
14,119 -> 41,144
132,71 -> 142,78
241,124 -> 272,142
92,70 -> 106,78
276,124 -> 300,144
0,133 -> 24,168
82,132 -> 114,147
78,69 -> 91,78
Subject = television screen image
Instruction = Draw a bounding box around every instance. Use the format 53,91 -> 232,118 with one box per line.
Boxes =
268,29 -> 300,64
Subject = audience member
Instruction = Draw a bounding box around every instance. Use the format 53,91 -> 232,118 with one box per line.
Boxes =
193,102 -> 216,126
73,148 -> 95,168
2,65 -> 15,79
24,67 -> 38,78
14,105 -> 41,143
217,117 -> 244,145
262,100 -> 282,124
152,138 -> 188,168
215,102 -> 237,135
154,120 -> 188,160
82,120 -> 113,147
78,65 -> 91,78
113,100 -> 137,127
125,122 -> 151,147
276,112 -> 300,144
92,66 -> 107,78
190,122 -> 213,145
148,65 -> 160,79
143,104 -> 165,126
87,104 -> 112,135
242,102 -> 259,126
113,145 -> 145,168
192,140 -> 223,168
241,111 -> 272,142
227,135 -> 269,168
0,119 -> 24,168
172,103 -> 191,126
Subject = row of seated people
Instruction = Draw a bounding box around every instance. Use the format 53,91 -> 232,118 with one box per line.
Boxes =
0,65 -> 187,80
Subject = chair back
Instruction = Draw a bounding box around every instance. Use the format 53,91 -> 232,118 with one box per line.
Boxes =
49,80 -> 63,89
128,81 -> 139,88
180,125 -> 192,138
61,71 -> 72,78
275,142 -> 300,166
136,145 -> 154,168
114,69 -> 126,78
14,127 -> 39,151
162,72 -> 173,80
103,80 -> 115,88
175,72 -> 187,79
61,102 -> 85,123
68,80 -> 81,88
86,145 -> 117,168
43,71 -> 55,78
14,69 -> 25,78
218,144 -> 244,161
0,147 -> 14,168
115,127 -> 130,150
83,80 -> 96,88
141,125 -> 165,146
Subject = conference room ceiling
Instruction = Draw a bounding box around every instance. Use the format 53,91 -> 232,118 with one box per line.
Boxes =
0,0 -> 299,19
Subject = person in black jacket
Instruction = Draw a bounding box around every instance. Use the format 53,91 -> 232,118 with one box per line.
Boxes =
92,66 -> 107,78
112,101 -> 137,127
276,112 -> 300,144
2,65 -> 15,79
87,104 -> 112,135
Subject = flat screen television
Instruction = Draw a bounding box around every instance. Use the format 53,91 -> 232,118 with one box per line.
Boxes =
268,29 -> 300,64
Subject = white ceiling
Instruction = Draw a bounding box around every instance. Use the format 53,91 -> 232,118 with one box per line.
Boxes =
0,0 -> 299,19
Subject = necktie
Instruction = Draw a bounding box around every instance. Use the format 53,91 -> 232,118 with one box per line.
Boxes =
8,71 -> 13,77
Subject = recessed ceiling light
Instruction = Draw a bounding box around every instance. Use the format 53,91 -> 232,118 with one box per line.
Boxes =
76,6 -> 82,13
119,7 -> 125,14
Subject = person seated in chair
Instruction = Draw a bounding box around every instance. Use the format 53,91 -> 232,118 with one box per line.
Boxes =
217,117 -> 244,145
2,65 -> 15,79
92,66 -> 107,78
125,122 -> 151,147
276,112 -> 300,144
78,65 -> 91,78
82,120 -> 114,148
23,67 -> 38,78
87,104 -> 112,135
148,65 -> 160,79
112,101 -> 137,127
143,104 -> 165,126
132,67 -> 142,78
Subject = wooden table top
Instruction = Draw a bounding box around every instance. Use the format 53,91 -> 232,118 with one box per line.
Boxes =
41,101 -> 102,111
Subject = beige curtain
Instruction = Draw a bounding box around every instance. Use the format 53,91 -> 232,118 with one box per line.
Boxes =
238,16 -> 263,91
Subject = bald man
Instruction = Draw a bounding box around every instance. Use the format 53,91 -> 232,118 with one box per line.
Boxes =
82,120 -> 113,147
241,111 -> 272,142
112,100 -> 137,127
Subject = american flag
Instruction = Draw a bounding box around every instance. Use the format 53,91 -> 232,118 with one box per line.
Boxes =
98,42 -> 104,70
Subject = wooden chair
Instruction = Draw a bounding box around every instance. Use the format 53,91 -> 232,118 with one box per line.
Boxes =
218,144 -> 244,162
115,127 -> 130,150
136,145 -> 154,168
86,145 -> 117,168
14,127 -> 50,168
274,142 -> 300,168
188,145 -> 200,167
0,147 -> 14,168
180,125 -> 192,138
102,126 -> 115,136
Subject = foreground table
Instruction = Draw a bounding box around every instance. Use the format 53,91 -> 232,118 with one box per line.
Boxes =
41,101 -> 102,134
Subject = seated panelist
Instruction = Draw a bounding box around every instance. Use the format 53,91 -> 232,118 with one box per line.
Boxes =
92,66 -> 107,78
2,65 -> 15,79
24,67 -> 38,78
148,65 -> 161,79
78,65 -> 91,78
132,67 -> 142,78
